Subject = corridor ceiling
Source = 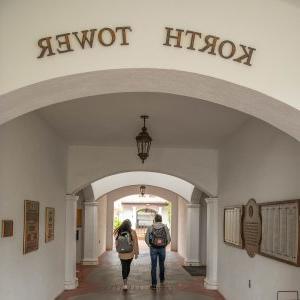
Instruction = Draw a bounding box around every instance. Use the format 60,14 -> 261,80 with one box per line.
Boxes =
37,92 -> 250,148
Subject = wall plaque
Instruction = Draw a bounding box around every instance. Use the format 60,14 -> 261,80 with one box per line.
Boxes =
23,200 -> 39,254
224,206 -> 244,248
260,200 -> 300,266
77,208 -> 82,227
45,207 -> 55,243
243,199 -> 261,257
2,220 -> 13,237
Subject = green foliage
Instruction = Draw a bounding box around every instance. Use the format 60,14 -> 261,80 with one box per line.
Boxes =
166,202 -> 172,225
114,216 -> 122,229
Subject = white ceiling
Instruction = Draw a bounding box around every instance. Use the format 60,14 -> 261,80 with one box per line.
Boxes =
37,92 -> 250,148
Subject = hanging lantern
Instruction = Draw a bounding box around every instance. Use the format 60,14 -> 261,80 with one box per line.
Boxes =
136,115 -> 152,163
140,185 -> 146,197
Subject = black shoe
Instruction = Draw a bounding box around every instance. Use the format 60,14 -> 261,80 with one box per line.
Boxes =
150,285 -> 157,290
160,280 -> 165,285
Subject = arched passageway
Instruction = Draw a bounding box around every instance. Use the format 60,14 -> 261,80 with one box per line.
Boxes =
76,181 -> 208,266
0,60 -> 299,300
70,178 -> 215,300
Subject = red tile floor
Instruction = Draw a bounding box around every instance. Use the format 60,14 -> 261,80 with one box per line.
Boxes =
57,242 -> 225,300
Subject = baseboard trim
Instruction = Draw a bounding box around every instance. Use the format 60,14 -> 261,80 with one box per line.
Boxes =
184,260 -> 204,267
81,259 -> 98,265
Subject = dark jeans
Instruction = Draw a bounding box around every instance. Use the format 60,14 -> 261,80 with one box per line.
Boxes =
150,247 -> 166,286
120,258 -> 133,280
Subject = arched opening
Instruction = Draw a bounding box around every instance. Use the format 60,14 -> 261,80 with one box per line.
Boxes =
136,208 -> 158,229
74,178 -> 209,294
0,71 -> 299,300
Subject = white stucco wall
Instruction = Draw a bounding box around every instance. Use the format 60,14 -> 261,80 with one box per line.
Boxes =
0,113 -> 67,300
67,145 -> 218,196
1,0 -> 300,112
106,198 -> 115,251
218,118 -> 300,300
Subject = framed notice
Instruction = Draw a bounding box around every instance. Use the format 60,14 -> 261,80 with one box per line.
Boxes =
45,207 -> 55,243
2,220 -> 13,237
224,206 -> 244,248
260,200 -> 300,266
23,200 -> 39,254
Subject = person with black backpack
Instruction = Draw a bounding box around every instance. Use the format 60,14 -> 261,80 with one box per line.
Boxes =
145,214 -> 171,290
114,219 -> 139,291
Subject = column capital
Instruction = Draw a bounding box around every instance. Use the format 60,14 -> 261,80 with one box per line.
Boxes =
83,201 -> 100,207
205,197 -> 219,205
65,194 -> 79,202
186,203 -> 201,208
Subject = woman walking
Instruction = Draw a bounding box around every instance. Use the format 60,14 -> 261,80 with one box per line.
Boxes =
114,219 -> 139,291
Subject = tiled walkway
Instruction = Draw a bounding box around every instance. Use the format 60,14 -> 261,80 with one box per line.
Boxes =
58,243 -> 224,300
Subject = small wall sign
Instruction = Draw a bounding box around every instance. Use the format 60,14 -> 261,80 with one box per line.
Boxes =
2,220 -> 13,237
45,207 -> 55,243
23,200 -> 39,254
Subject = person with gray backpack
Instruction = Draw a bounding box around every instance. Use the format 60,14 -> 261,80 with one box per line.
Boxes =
114,219 -> 139,291
145,214 -> 171,290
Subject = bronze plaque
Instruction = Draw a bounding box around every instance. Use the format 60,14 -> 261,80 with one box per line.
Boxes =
2,220 -> 13,237
23,200 -> 39,254
77,208 -> 82,227
45,207 -> 55,243
243,199 -> 261,257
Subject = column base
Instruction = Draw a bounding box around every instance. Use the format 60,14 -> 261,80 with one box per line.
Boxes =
184,260 -> 203,267
64,277 -> 78,290
204,277 -> 219,290
81,258 -> 98,265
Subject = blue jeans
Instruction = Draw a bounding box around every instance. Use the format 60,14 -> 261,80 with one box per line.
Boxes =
150,247 -> 166,286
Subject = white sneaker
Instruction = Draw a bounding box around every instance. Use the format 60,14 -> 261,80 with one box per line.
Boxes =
123,284 -> 128,291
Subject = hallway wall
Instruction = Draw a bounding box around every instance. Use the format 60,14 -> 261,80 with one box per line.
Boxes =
0,113 -> 67,300
218,118 -> 300,300
67,145 -> 218,196
98,195 -> 107,256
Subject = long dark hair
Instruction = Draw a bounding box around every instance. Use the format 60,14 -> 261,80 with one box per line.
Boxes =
113,219 -> 132,237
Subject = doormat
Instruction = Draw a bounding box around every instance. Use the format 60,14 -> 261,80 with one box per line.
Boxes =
182,265 -> 206,276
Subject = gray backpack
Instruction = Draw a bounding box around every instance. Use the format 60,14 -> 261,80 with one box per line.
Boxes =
150,226 -> 167,247
116,231 -> 133,253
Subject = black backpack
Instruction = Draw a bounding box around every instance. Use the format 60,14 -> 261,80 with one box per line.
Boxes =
116,231 -> 133,253
150,226 -> 167,247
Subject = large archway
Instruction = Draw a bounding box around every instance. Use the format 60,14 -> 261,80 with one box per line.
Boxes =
1,69 -> 299,142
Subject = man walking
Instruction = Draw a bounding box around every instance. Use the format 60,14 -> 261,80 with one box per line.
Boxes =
145,214 -> 171,290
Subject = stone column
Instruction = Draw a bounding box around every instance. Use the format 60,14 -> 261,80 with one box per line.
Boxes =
132,206 -> 137,229
171,198 -> 178,251
184,203 -> 201,266
82,201 -> 99,265
204,197 -> 219,290
64,194 -> 79,290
